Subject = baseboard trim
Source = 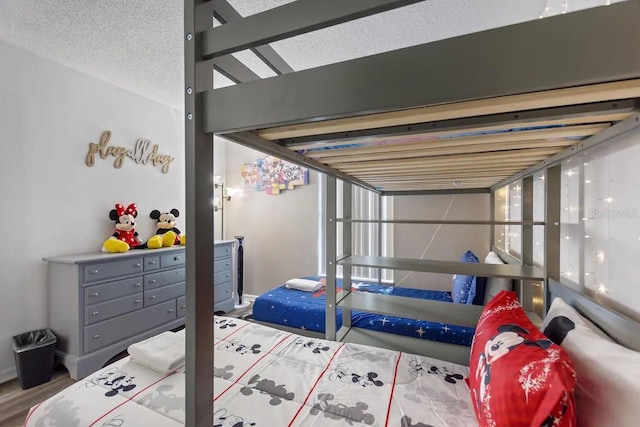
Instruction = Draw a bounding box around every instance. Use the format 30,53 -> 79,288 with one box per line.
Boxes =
0,366 -> 17,384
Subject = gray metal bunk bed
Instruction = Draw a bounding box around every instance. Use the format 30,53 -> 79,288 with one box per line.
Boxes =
184,0 -> 640,425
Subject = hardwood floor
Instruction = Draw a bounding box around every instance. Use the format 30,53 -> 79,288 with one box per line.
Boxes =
0,367 -> 75,427
0,303 -> 254,426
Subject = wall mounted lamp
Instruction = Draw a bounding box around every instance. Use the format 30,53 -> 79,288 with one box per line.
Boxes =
213,175 -> 237,239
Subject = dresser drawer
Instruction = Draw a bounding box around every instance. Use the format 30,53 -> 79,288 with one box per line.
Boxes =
144,282 -> 185,307
214,269 -> 232,285
144,256 -> 160,271
145,268 -> 185,290
214,244 -> 233,259
214,281 -> 233,303
84,258 -> 144,283
85,276 -> 143,305
85,293 -> 143,325
84,300 -> 176,354
214,257 -> 232,273
176,296 -> 186,318
160,252 -> 185,268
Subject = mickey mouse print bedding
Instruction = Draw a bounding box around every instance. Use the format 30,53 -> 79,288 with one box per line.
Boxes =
25,316 -> 478,426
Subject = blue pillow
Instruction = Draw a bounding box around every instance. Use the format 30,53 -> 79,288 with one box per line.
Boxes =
452,250 -> 483,304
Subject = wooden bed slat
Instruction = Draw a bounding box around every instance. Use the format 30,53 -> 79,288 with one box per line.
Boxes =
363,174 -> 511,181
260,79 -> 640,140
337,147 -> 559,170
287,112 -> 633,150
321,139 -> 576,164
352,168 -> 523,178
342,160 -> 544,174
305,124 -> 605,159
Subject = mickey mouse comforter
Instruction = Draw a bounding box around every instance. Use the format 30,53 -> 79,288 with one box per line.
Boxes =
25,317 -> 479,426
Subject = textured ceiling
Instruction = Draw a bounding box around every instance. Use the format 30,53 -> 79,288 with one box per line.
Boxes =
0,0 -> 621,107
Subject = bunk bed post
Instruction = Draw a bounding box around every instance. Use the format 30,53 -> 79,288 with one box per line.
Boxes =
343,181 -> 353,330
578,161 -> 586,291
490,189 -> 496,249
521,175 -> 534,313
325,175 -> 338,340
544,165 -> 562,314
185,1 -> 214,426
377,192 -> 383,285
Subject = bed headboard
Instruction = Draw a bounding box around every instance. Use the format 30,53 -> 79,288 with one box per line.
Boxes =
549,279 -> 640,352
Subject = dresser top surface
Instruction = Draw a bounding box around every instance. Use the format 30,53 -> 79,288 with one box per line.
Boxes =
43,240 -> 235,264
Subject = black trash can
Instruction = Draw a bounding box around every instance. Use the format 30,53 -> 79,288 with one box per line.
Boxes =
12,329 -> 57,390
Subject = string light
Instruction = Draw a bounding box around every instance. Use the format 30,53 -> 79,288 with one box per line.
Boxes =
604,197 -> 613,203
585,180 -> 592,184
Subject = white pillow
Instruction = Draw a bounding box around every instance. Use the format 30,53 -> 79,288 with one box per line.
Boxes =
482,251 -> 513,304
542,297 -> 640,427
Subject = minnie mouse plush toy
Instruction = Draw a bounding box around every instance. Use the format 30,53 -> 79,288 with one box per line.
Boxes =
102,203 -> 142,253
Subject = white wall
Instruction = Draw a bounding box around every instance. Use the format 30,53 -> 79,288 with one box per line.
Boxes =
0,40 -> 186,382
393,194 -> 491,291
223,142 -> 319,297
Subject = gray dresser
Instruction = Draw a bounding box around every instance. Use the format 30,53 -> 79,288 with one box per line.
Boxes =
44,240 -> 235,379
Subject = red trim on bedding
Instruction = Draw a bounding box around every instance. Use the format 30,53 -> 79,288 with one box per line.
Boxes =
214,333 -> 293,402
87,372 -> 174,427
287,342 -> 346,426
23,402 -> 43,426
384,352 -> 403,427
219,322 -> 249,341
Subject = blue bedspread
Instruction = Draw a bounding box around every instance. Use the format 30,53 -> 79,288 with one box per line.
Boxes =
252,276 -> 475,346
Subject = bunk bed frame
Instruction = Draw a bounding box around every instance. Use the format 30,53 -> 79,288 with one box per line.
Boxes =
184,0 -> 640,425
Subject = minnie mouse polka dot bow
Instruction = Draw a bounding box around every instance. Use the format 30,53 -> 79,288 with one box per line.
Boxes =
115,203 -> 137,217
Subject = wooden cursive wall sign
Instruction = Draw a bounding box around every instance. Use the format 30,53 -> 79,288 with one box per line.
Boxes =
86,130 -> 175,173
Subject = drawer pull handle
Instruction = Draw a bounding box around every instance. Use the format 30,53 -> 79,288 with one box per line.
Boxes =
134,263 -> 141,268
135,299 -> 142,304
135,283 -> 142,287
91,292 -> 99,297
90,269 -> 99,274
92,311 -> 99,316
180,304 -> 186,309
226,248 -> 230,252
150,280 -> 156,284
225,289 -> 230,293
168,309 -> 175,313
226,274 -> 230,278
148,260 -> 156,265
150,295 -> 156,300
174,256 -> 181,261
226,263 -> 230,267
93,335 -> 100,340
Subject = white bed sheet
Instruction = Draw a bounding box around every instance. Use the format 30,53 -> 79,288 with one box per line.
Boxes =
25,316 -> 478,426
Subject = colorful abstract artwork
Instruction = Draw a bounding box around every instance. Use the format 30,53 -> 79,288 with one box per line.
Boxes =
241,156 -> 309,195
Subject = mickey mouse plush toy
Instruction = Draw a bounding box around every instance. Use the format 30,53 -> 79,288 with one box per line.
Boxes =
148,209 -> 186,247
102,203 -> 142,253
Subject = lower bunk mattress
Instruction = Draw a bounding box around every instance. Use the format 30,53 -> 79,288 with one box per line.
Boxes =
25,316 -> 478,426
252,277 -> 476,346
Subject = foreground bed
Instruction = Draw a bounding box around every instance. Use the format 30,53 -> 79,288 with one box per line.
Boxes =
25,316 -> 477,426
27,284 -> 640,426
